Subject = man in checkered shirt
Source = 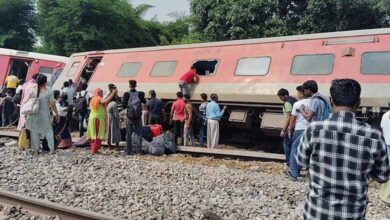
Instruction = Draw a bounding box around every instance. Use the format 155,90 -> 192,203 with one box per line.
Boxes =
297,79 -> 390,220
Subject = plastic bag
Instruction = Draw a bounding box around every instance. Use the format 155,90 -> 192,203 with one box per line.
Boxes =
148,135 -> 165,156
164,141 -> 176,154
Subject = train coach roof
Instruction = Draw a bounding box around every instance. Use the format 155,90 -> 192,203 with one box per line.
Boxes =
0,48 -> 69,63
71,27 -> 390,57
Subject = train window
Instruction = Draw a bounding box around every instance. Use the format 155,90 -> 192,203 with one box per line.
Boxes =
361,52 -> 390,74
39,67 -> 53,75
117,62 -> 141,77
235,57 -> 271,76
193,59 -> 219,76
150,61 -> 177,77
291,54 -> 334,75
66,62 -> 80,77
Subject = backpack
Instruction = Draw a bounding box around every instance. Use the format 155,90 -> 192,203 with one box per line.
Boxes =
283,96 -> 297,114
127,91 -> 142,120
75,91 -> 88,114
313,95 -> 332,120
286,96 -> 297,106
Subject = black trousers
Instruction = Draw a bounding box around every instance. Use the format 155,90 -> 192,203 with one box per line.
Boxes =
173,120 -> 184,145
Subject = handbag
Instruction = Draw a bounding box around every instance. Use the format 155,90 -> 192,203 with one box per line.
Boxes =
18,128 -> 30,149
20,98 -> 40,115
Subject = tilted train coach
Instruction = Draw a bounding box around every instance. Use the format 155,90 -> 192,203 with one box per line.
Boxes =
0,48 -> 69,89
53,28 -> 390,143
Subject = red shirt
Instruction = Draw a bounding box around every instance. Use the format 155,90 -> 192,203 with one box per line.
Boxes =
179,69 -> 196,84
171,98 -> 186,121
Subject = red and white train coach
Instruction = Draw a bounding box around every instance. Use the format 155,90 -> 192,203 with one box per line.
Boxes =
0,48 -> 69,89
53,28 -> 390,138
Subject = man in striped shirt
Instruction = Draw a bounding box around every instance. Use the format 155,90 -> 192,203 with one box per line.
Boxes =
297,79 -> 390,219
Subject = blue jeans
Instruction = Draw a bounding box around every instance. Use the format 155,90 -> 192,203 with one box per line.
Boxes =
290,130 -> 304,177
199,125 -> 206,147
283,131 -> 293,167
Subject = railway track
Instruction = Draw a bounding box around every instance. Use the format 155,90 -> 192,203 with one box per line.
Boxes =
0,129 -> 285,161
0,190 -> 119,220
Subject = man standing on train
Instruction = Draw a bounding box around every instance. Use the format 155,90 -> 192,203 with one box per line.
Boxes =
178,64 -> 199,96
297,79 -> 390,219
299,80 -> 332,122
277,88 -> 297,169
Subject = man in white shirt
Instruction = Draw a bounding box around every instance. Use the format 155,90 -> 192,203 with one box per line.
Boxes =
380,102 -> 390,205
286,86 -> 311,180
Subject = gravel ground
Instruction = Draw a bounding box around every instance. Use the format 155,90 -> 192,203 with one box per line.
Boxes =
0,138 -> 389,220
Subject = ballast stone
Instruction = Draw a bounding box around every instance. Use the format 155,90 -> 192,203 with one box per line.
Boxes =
0,139 -> 388,219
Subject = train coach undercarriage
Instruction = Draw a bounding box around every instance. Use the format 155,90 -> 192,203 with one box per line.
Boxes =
161,99 -> 387,153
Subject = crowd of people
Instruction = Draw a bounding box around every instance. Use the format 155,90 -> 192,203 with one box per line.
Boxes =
1,66 -> 389,219
278,79 -> 390,219
5,64 -> 227,156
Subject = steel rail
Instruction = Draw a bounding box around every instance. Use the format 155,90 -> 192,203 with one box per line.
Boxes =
0,130 -> 285,161
0,190 -> 121,220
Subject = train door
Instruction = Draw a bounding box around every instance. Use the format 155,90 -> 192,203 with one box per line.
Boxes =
77,57 -> 102,85
3,58 -> 32,87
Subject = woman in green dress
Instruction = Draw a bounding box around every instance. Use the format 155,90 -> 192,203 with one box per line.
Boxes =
86,87 -> 117,153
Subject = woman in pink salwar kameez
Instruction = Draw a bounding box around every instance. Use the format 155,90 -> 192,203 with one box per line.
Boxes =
17,74 -> 39,131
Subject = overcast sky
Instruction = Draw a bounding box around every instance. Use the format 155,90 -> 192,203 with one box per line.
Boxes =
131,0 -> 190,22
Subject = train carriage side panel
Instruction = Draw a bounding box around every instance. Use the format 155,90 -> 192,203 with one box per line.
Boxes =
52,55 -> 86,91
0,55 -> 10,91
61,28 -> 390,135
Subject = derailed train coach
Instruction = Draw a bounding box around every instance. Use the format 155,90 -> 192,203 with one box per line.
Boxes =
53,28 -> 390,143
0,48 -> 69,89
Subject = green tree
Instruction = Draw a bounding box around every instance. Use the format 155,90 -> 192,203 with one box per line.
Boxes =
190,0 -> 390,42
299,0 -> 387,33
0,0 -> 35,50
37,0 -> 156,56
190,0 -> 285,41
